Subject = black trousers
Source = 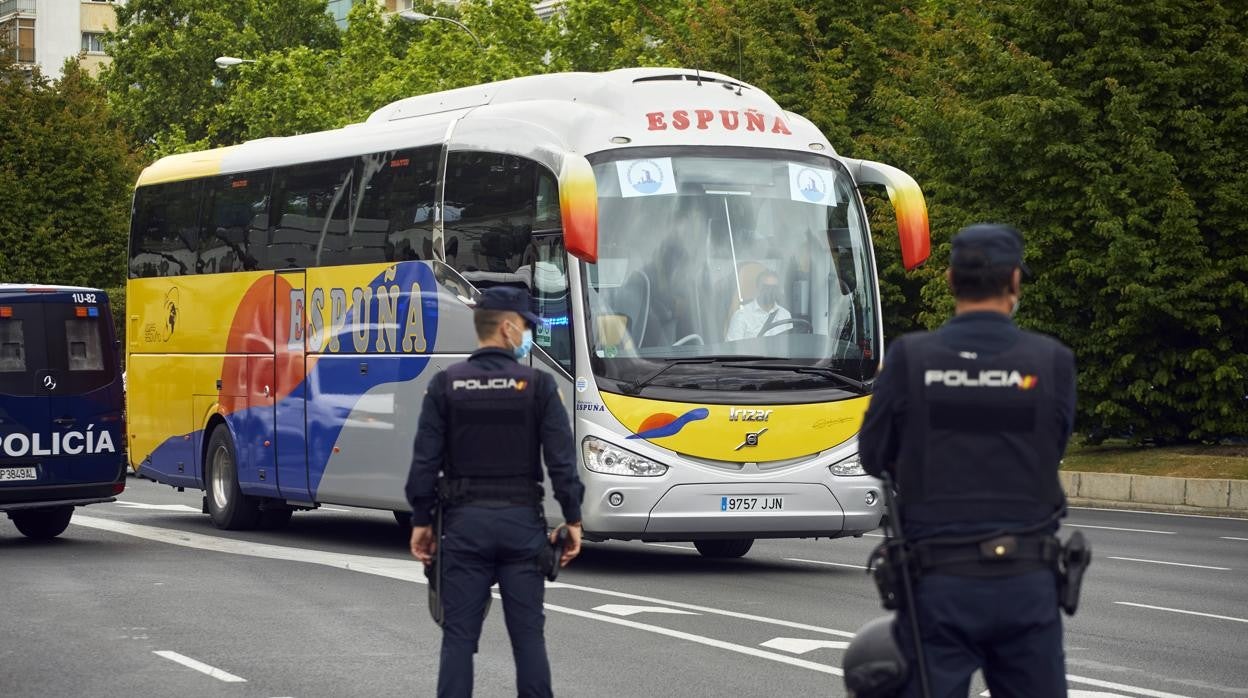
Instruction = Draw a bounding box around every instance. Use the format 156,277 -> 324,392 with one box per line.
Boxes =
894,569 -> 1066,697
437,505 -> 551,698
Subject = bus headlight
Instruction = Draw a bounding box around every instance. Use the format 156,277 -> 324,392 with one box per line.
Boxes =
582,437 -> 668,477
829,452 -> 866,477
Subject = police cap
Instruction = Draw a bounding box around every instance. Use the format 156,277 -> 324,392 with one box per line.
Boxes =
950,223 -> 1030,276
476,287 -> 540,327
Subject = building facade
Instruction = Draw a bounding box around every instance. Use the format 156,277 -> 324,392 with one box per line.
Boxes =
0,0 -> 117,76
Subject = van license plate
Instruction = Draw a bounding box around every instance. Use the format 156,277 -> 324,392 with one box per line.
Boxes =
0,467 -> 37,482
720,496 -> 784,512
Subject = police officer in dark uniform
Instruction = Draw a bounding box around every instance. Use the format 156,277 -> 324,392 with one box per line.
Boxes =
406,287 -> 585,698
859,224 -> 1077,697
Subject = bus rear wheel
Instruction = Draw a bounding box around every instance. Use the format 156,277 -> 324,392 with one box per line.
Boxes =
206,425 -> 261,530
693,538 -> 754,559
10,506 -> 74,540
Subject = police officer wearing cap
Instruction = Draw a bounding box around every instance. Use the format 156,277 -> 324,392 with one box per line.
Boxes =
406,286 -> 585,698
859,224 -> 1077,697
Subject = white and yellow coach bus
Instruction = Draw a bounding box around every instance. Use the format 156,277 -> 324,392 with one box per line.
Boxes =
126,68 -> 930,557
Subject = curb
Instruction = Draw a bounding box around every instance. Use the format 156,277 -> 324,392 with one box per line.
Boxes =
1061,471 -> 1248,519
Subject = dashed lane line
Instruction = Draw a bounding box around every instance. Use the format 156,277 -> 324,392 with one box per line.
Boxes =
1066,524 -> 1175,535
784,558 -> 867,570
1107,556 -> 1231,571
152,651 -> 246,683
1220,536 -> 1248,542
1115,602 -> 1248,625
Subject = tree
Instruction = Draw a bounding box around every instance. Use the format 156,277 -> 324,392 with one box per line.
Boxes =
870,0 -> 1248,442
101,0 -> 340,149
0,54 -> 141,290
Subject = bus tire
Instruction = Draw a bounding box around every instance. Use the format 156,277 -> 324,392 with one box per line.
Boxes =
693,538 -> 754,558
10,506 -> 74,540
205,424 -> 261,530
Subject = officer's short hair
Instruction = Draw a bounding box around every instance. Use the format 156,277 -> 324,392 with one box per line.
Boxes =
473,309 -> 513,340
950,248 -> 1016,301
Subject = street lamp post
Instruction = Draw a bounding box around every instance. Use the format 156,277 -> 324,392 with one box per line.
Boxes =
214,56 -> 258,69
397,10 -> 484,50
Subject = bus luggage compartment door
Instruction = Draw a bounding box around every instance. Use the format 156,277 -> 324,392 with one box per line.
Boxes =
274,271 -> 311,502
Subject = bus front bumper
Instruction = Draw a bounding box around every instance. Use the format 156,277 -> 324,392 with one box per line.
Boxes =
581,479 -> 884,542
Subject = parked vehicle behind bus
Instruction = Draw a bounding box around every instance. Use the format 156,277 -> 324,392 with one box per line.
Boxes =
126,68 -> 930,556
0,285 -> 126,539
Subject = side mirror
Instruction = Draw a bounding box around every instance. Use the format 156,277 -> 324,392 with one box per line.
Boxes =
846,159 -> 930,271
559,153 -> 598,263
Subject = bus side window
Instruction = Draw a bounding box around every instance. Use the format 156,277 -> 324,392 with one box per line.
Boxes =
129,180 -> 203,278
354,146 -> 438,264
202,171 -> 271,273
270,159 -> 353,270
444,152 -> 537,284
532,169 -> 573,373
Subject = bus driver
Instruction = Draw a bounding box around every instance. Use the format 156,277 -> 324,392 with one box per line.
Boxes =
726,269 -> 792,341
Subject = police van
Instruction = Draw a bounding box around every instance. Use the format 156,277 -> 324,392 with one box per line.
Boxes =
0,285 -> 126,539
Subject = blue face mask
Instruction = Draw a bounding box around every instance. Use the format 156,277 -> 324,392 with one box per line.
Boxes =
510,327 -> 534,360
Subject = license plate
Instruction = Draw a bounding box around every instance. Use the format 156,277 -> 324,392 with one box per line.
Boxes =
720,496 -> 784,512
0,466 -> 37,482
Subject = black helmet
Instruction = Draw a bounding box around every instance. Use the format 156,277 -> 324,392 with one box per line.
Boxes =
843,616 -> 909,697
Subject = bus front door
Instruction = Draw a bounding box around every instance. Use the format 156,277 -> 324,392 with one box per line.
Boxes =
275,271 -> 312,502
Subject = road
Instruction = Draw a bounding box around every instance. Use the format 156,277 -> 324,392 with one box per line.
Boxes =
2,477 -> 1246,697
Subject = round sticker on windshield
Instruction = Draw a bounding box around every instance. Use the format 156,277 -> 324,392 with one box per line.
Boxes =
627,160 -> 664,195
796,167 -> 827,203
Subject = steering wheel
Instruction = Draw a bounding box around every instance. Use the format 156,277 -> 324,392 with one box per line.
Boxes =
758,317 -> 813,337
673,334 -> 704,346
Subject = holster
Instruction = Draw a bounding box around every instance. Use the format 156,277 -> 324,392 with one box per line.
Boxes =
426,501 -> 445,627
1057,530 -> 1091,616
867,539 -> 913,611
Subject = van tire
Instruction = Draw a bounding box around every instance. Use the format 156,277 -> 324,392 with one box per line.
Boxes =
693,538 -> 754,558
205,424 -> 261,530
10,506 -> 74,540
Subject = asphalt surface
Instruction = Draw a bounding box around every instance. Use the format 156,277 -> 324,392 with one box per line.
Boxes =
2,477 -> 1246,697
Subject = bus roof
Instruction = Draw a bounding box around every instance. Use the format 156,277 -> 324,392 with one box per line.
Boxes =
137,68 -> 837,187
0,284 -> 103,294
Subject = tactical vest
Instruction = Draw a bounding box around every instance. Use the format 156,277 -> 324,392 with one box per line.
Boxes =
897,330 -> 1065,524
444,361 -> 540,487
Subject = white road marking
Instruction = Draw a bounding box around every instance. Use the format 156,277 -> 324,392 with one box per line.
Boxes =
1115,602 -> 1248,625
644,543 -> 696,551
863,532 -> 885,538
785,558 -> 867,570
319,506 -> 350,513
152,650 -> 246,683
1070,506 -> 1244,521
115,502 -> 200,513
760,637 -> 850,654
593,604 -> 699,617
74,516 -> 1191,696
1107,556 -> 1230,571
1219,536 -> 1248,542
1067,523 -> 1175,535
986,692 -> 1133,697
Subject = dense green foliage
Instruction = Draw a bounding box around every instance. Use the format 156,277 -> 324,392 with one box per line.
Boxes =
5,0 -> 1244,441
0,54 -> 141,290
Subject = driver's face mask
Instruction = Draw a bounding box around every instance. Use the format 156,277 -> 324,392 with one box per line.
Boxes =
757,284 -> 781,309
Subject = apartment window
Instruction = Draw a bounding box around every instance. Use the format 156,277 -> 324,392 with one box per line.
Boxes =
81,32 -> 105,54
3,18 -> 35,64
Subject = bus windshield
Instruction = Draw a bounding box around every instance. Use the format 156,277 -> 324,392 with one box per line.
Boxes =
585,148 -> 878,393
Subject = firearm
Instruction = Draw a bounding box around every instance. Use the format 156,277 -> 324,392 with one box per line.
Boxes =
1058,529 -> 1091,615
873,472 -> 932,698
425,500 -> 445,627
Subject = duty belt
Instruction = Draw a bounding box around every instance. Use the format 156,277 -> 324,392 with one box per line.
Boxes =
437,476 -> 542,507
912,534 -> 1061,577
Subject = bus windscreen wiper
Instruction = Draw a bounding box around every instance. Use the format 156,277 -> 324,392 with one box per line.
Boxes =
720,361 -> 871,394
619,355 -> 771,395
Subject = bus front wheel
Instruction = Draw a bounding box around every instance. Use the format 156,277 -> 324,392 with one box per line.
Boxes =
693,538 -> 754,558
206,425 -> 262,530
10,506 -> 74,540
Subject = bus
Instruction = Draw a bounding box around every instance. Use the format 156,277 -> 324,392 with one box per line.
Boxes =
126,68 -> 929,556
0,285 -> 126,540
